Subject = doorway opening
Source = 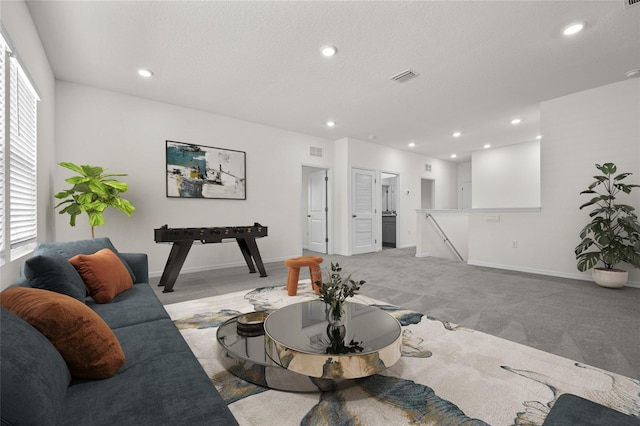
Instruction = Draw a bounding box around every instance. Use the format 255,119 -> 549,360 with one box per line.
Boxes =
461,181 -> 472,209
421,178 -> 435,209
381,172 -> 398,250
302,166 -> 330,254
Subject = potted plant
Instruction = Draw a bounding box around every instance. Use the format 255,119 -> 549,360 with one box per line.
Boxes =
54,162 -> 136,238
316,262 -> 366,326
575,163 -> 640,288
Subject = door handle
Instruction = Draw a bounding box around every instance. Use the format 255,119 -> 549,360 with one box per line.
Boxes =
307,215 -> 311,217
352,215 -> 357,218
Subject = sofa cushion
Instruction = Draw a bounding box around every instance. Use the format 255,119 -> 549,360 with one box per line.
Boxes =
35,237 -> 136,282
543,393 -> 640,426
70,248 -> 133,303
112,318 -> 197,370
87,283 -> 169,329
62,352 -> 239,426
61,318 -> 238,425
23,254 -> 86,302
0,307 -> 71,426
0,287 -> 125,379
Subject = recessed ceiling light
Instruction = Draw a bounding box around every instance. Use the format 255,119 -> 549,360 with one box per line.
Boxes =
453,131 -> 462,138
321,45 -> 337,57
511,118 -> 522,125
536,135 -> 542,140
326,121 -> 335,127
450,154 -> 457,158
408,142 -> 415,147
483,144 -> 491,149
368,135 -> 377,140
137,69 -> 154,78
563,23 -> 584,36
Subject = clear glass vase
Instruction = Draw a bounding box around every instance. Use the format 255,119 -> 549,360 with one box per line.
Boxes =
326,302 -> 345,327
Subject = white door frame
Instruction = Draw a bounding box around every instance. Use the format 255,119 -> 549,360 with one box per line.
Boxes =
380,171 -> 400,250
301,165 -> 333,255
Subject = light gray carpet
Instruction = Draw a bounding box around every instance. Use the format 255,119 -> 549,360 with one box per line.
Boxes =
150,247 -> 640,379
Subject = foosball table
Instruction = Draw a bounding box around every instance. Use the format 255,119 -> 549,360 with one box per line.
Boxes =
154,223 -> 268,292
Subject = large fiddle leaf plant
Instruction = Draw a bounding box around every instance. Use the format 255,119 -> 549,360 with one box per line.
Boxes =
575,163 -> 640,272
54,162 -> 135,238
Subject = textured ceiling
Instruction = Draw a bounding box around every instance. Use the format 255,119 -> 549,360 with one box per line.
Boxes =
25,1 -> 640,161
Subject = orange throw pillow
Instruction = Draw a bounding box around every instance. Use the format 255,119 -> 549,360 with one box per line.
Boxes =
0,287 -> 125,379
69,248 -> 133,303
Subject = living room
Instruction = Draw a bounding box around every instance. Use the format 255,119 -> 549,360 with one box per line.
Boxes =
1,0 -> 638,287
1,1 -> 639,425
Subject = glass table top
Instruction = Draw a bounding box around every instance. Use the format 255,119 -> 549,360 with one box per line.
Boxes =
264,300 -> 401,355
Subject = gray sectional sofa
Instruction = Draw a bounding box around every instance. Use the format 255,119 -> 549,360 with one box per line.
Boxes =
1,238 -> 238,425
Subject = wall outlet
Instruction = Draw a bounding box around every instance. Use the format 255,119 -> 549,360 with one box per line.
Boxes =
511,240 -> 518,249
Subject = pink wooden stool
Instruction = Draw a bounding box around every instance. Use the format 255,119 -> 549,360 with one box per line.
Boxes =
284,256 -> 324,296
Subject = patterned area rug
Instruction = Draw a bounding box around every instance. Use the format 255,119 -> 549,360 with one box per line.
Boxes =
164,283 -> 640,425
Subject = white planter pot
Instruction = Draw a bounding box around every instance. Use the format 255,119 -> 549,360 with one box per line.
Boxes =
592,268 -> 628,288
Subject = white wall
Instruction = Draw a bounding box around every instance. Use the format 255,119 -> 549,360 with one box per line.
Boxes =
55,82 -> 334,276
0,1 -> 56,288
468,79 -> 640,285
457,161 -> 472,184
472,141 -> 541,208
333,138 -> 350,255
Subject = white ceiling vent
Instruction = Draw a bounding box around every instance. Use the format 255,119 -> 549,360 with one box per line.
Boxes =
425,163 -> 432,172
310,146 -> 323,157
625,0 -> 639,7
390,69 -> 418,83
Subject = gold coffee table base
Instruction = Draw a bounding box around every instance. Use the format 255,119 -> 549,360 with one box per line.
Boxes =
264,301 -> 402,380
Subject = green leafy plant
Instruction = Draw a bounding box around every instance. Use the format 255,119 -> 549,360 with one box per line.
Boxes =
575,163 -> 640,272
315,262 -> 365,323
54,162 -> 135,238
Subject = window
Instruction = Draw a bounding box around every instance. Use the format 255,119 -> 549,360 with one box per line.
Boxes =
1,32 -> 39,264
0,36 -> 5,261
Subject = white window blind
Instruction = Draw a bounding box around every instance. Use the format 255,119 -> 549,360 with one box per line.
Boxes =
0,37 -> 6,262
8,55 -> 38,257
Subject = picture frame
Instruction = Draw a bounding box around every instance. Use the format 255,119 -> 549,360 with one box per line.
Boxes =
165,140 -> 246,200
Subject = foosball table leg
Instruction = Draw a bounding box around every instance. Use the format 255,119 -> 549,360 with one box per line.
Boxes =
236,237 -> 268,277
158,240 -> 194,292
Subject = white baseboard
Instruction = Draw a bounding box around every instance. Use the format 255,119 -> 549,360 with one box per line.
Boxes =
467,260 -> 640,288
149,255 -> 293,278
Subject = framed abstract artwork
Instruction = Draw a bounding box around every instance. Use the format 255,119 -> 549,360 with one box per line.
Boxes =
165,140 -> 246,200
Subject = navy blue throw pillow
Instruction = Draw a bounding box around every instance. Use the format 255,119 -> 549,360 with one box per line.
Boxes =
24,255 -> 86,302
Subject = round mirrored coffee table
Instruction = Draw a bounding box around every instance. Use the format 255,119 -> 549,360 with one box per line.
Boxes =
217,314 -> 355,392
264,300 -> 402,380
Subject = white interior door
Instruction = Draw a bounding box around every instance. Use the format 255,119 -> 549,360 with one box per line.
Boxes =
308,169 -> 327,253
352,168 -> 376,254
